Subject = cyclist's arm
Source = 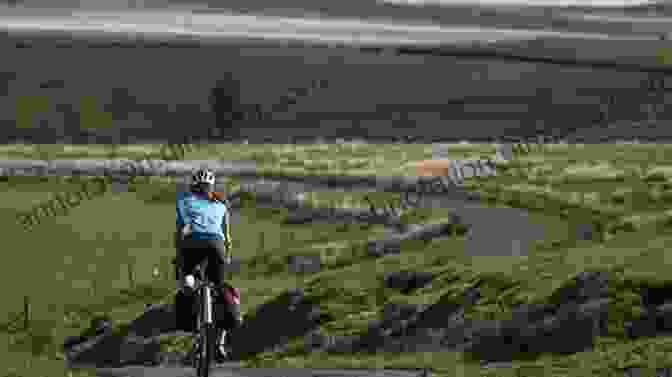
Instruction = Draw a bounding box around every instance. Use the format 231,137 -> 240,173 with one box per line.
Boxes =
222,205 -> 231,253
175,197 -> 191,248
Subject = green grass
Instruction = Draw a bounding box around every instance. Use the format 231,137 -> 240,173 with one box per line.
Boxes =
3,143 -> 672,377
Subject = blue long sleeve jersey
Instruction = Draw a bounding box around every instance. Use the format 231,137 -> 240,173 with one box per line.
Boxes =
176,191 -> 229,241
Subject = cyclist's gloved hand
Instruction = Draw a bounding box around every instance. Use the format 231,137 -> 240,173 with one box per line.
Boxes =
181,224 -> 192,238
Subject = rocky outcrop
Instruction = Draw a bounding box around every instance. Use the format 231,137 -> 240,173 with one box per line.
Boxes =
62,270 -> 672,374
0,159 -> 476,199
229,289 -> 327,361
366,216 -> 467,257
62,315 -> 113,350
625,281 -> 672,339
282,205 -> 407,228
321,271 -> 672,364
64,304 -> 175,367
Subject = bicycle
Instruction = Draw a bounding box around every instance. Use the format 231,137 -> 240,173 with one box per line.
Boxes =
179,259 -> 222,377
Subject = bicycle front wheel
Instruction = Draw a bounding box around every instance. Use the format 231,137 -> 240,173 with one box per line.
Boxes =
196,322 -> 215,377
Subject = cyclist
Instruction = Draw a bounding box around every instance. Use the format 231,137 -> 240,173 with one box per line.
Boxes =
175,168 -> 242,362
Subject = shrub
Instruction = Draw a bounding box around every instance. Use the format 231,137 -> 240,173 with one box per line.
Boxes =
644,167 -> 672,182
659,190 -> 672,204
562,163 -> 627,183
608,216 -> 644,234
611,188 -> 631,205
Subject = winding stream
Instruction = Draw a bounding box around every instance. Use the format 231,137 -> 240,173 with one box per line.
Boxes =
1,158 -> 553,256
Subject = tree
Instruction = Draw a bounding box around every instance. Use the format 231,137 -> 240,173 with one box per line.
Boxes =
209,73 -> 246,140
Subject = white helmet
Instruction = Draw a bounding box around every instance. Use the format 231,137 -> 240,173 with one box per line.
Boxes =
191,169 -> 215,186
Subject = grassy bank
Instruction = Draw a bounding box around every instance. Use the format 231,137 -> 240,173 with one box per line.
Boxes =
2,143 -> 672,377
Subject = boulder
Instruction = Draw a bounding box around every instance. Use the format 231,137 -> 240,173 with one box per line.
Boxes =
367,220 -> 464,257
318,272 -> 619,360
230,289 -> 322,360
62,314 -> 113,350
495,143 -> 514,161
549,271 -> 610,306
431,144 -> 452,160
330,288 -> 479,354
381,302 -> 424,319
65,304 -> 175,367
383,271 -> 436,294
466,298 -> 611,361
575,222 -> 596,241
303,329 -> 334,352
626,300 -> 672,339
89,315 -> 113,336
287,254 -> 322,274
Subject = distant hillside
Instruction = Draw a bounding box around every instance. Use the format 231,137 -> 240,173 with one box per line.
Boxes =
1,18 -> 670,143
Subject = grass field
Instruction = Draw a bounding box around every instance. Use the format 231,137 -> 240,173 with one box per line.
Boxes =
2,142 -> 672,377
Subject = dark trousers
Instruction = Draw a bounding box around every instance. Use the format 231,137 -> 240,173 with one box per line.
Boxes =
176,238 -> 241,333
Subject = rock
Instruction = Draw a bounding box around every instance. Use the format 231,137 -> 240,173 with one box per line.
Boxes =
641,284 -> 672,308
117,333 -> 162,366
287,254 -> 322,274
442,319 -> 490,350
466,298 -> 611,361
367,220 -> 462,257
626,300 -> 672,339
66,305 -> 176,367
625,317 -> 658,339
327,335 -> 357,354
284,212 -> 321,225
397,327 -> 447,352
155,351 -> 186,366
419,368 -> 432,377
230,288 -> 321,360
63,334 -> 90,350
495,143 -> 514,161
110,180 -> 129,193
508,303 -> 557,327
410,287 -> 480,331
337,288 -> 480,354
549,271 -> 610,306
326,272 -> 618,362
222,257 -> 242,274
383,271 -> 435,294
367,242 -> 401,258
431,144 -> 452,160
88,315 -> 113,336
351,323 -> 392,353
274,181 -> 307,201
380,302 -> 425,322
303,330 -> 334,352
655,302 -> 672,331
575,222 -> 598,241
